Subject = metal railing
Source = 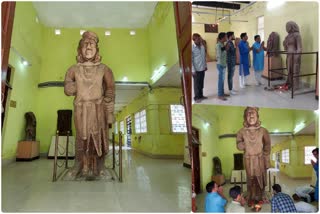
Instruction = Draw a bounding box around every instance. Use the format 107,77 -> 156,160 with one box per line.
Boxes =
52,130 -> 70,182
267,51 -> 318,99
52,131 -> 123,182
110,132 -> 123,182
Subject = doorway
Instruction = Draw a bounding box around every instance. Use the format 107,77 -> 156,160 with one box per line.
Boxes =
192,126 -> 201,194
1,66 -> 12,129
126,116 -> 132,148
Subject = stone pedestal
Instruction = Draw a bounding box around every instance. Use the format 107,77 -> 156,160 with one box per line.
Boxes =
262,55 -> 283,80
212,174 -> 225,185
16,141 -> 39,160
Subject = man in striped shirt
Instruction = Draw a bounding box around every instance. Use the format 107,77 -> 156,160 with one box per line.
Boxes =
192,33 -> 207,103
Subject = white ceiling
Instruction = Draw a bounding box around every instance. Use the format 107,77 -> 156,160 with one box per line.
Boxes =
296,122 -> 315,135
32,2 -> 157,28
152,62 -> 182,88
114,62 -> 182,113
114,84 -> 147,113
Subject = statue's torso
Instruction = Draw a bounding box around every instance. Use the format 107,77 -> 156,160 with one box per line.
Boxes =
74,64 -> 105,103
241,127 -> 264,156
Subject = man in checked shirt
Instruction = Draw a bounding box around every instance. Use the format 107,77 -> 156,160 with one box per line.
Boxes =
271,184 -> 297,213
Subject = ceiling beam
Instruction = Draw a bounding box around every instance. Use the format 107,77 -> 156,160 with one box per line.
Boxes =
192,1 -> 242,10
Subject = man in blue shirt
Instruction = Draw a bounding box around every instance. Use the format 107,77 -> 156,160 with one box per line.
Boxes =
238,32 -> 252,88
252,35 -> 267,86
311,148 -> 319,201
271,184 -> 297,213
205,181 -> 227,212
192,33 -> 207,103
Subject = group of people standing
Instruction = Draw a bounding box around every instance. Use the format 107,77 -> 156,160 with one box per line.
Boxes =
192,31 -> 267,102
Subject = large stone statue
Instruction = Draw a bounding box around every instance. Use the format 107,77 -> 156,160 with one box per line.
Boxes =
236,107 -> 271,203
25,112 -> 36,141
283,21 -> 302,90
64,31 -> 115,180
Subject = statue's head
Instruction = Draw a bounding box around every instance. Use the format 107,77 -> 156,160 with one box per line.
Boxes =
243,107 -> 261,128
286,21 -> 300,33
77,31 -> 101,63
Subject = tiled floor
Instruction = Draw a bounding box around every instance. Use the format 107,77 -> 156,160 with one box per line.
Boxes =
196,171 -> 318,212
2,150 -> 191,212
192,62 -> 318,110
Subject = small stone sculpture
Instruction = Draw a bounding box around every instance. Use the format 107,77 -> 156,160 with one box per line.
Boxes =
212,156 -> 222,175
64,31 -> 115,180
283,21 -> 302,90
266,32 -> 280,57
25,112 -> 36,141
236,107 -> 271,202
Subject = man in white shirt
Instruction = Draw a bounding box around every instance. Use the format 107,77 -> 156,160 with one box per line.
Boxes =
226,186 -> 245,213
294,185 -> 315,203
292,194 -> 317,212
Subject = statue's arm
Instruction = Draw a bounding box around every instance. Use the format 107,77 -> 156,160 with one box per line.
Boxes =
64,66 -> 76,96
283,37 -> 288,51
103,67 -> 115,124
263,128 -> 271,169
236,130 -> 245,151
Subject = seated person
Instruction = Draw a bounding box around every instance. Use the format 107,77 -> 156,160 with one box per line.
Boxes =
226,185 -> 246,213
292,194 -> 317,213
293,185 -> 315,203
205,181 -> 227,212
271,184 -> 297,213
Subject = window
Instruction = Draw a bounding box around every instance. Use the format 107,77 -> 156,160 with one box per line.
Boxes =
120,121 -> 124,134
257,16 -> 264,42
305,146 -> 317,164
282,149 -> 289,163
272,153 -> 276,161
135,109 -> 147,133
114,121 -> 118,134
170,105 -> 187,133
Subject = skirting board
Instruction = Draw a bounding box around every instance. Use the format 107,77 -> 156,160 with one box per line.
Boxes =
133,149 -> 183,159
16,156 -> 40,161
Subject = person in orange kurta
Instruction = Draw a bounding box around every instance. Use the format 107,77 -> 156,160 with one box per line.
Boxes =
236,107 -> 271,203
64,31 -> 115,179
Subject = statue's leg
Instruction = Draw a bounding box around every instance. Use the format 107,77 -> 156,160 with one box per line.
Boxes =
247,177 -> 253,203
286,54 -> 293,86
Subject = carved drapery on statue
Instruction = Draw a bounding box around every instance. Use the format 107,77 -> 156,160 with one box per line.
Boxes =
64,31 -> 115,180
25,112 -> 36,141
283,21 -> 302,90
236,107 -> 271,202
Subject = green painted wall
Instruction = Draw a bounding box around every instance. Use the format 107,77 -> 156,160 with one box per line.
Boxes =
147,2 -> 179,83
2,2 -> 181,159
193,105 -> 318,191
271,136 -> 316,178
192,8 -> 231,60
114,88 -> 185,157
2,2 -> 44,159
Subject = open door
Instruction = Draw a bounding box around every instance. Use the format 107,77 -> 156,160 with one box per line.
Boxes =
1,2 -> 15,129
173,2 -> 195,212
192,127 -> 200,194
